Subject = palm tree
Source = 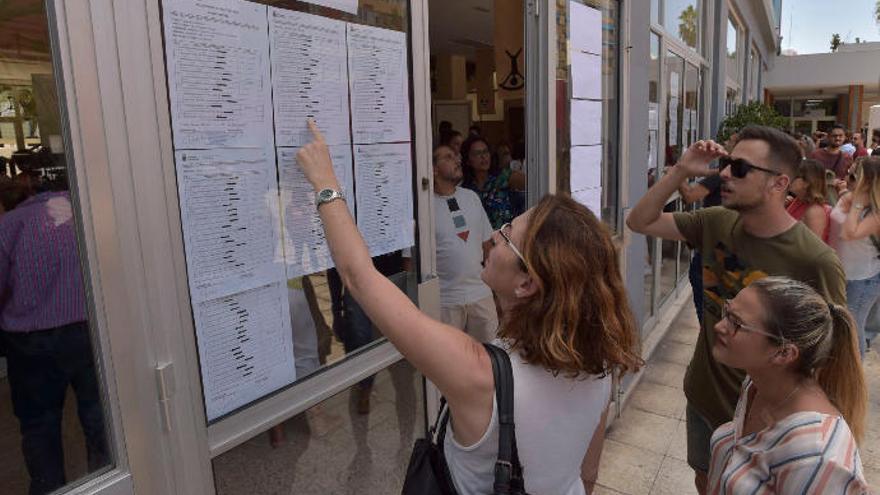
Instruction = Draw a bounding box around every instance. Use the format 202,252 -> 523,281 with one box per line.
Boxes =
678,6 -> 698,48
875,0 -> 880,25
830,33 -> 842,52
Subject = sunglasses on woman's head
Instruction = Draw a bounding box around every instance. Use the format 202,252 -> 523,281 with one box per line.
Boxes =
718,156 -> 782,179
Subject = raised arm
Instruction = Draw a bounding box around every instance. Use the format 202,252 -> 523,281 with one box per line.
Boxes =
842,191 -> 880,241
627,140 -> 727,240
295,121 -> 493,439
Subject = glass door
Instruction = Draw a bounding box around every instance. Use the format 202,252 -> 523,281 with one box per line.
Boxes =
0,2 -> 129,494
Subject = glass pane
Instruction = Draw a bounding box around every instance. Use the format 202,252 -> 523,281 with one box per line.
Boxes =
558,1 -> 622,231
160,0 -> 418,423
726,17 -> 739,84
0,3 -> 114,493
684,63 -> 700,148
663,0 -> 700,49
773,98 -> 792,117
213,360 -> 423,494
647,33 -> 661,187
644,236 -> 656,319
664,51 -> 684,168
651,0 -> 660,25
725,86 -> 739,116
676,200 -> 690,282
429,0 -> 527,228
657,202 -> 679,304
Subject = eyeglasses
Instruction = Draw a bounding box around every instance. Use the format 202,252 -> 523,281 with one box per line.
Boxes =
719,156 -> 782,179
497,222 -> 528,271
721,300 -> 786,344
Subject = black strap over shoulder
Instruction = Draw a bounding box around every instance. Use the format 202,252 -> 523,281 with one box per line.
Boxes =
483,343 -> 527,495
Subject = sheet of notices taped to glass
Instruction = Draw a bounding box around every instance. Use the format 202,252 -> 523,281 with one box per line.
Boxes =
160,0 -> 415,421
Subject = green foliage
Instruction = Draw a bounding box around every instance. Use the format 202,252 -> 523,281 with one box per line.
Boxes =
830,33 -> 842,52
678,6 -> 698,48
716,101 -> 788,144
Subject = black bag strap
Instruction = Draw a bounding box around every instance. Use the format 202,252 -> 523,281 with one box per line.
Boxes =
483,343 -> 526,494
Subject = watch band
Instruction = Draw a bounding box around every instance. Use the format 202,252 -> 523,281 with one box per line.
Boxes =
315,188 -> 345,208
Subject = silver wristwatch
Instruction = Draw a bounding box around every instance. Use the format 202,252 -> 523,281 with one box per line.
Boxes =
315,188 -> 346,208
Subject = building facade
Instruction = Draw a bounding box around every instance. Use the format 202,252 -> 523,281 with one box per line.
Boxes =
0,0 -> 779,493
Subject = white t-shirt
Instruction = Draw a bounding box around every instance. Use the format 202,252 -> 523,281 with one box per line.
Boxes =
829,201 -> 880,280
434,188 -> 493,306
444,342 -> 611,495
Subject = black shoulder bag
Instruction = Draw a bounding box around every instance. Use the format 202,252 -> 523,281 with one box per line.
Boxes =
401,343 -> 529,495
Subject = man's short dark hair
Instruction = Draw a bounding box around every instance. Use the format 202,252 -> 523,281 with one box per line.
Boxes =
736,125 -> 803,177
830,123 -> 846,133
432,143 -> 452,165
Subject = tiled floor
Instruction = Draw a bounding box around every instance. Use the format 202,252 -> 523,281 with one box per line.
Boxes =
594,304 -> 880,495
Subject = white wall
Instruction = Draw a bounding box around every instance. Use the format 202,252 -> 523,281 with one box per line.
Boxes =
764,49 -> 880,90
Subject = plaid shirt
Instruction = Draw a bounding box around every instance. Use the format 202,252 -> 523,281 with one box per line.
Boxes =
0,191 -> 87,332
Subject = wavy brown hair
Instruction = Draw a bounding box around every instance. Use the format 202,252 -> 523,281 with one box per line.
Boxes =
795,159 -> 828,205
500,194 -> 643,378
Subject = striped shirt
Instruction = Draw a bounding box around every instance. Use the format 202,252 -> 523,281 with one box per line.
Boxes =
708,378 -> 870,494
0,191 -> 86,332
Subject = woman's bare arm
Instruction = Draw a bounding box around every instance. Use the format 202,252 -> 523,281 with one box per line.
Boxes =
296,121 -> 494,444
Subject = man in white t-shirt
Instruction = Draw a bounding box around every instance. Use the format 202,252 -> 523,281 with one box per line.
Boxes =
432,144 -> 498,342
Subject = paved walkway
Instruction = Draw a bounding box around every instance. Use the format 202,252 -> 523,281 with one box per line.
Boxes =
594,303 -> 880,495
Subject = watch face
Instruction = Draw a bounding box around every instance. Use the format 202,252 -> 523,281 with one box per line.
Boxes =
319,189 -> 334,201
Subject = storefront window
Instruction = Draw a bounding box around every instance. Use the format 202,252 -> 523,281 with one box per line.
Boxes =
748,46 -> 759,102
665,51 -> 685,167
644,32 -> 661,319
663,0 -> 701,50
160,0 -> 418,425
559,0 -> 621,231
773,97 -> 792,118
0,2 -> 115,493
726,16 -> 740,87
684,63 -> 701,148
157,0 -> 424,492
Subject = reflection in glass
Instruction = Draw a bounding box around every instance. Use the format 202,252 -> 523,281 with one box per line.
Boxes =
663,0 -> 700,49
684,62 -> 700,148
214,361 -> 423,494
0,3 -> 112,493
647,33 -> 661,187
726,17 -> 740,84
665,51 -> 684,168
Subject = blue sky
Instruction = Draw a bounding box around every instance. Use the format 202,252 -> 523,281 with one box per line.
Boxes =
780,0 -> 879,54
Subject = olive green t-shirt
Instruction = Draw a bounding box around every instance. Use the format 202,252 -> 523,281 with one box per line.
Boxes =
673,207 -> 846,428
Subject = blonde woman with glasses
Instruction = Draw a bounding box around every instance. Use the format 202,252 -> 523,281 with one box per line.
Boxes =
707,276 -> 868,494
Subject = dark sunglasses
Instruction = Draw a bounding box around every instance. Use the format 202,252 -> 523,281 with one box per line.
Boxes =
718,156 -> 782,179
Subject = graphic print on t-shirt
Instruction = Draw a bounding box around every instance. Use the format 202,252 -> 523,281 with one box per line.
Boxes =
446,197 -> 470,242
702,240 -> 769,319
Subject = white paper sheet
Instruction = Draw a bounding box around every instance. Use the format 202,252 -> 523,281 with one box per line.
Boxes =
570,145 -> 602,191
301,0 -> 358,14
648,131 -> 658,172
162,0 -> 273,149
194,281 -> 295,421
569,2 -> 602,56
353,143 -> 414,256
648,102 -> 659,131
570,51 -> 602,100
572,187 -> 602,218
269,9 -> 351,147
571,99 -> 602,146
277,146 -> 355,278
347,24 -> 412,144
176,148 -> 284,303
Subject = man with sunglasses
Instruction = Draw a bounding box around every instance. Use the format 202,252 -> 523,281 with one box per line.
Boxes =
627,125 -> 846,495
428,144 -> 498,343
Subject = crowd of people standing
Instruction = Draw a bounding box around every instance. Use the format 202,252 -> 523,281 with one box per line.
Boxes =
295,115 -> 875,494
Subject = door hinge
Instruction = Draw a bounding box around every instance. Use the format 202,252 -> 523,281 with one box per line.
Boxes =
155,362 -> 175,432
526,0 -> 540,17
